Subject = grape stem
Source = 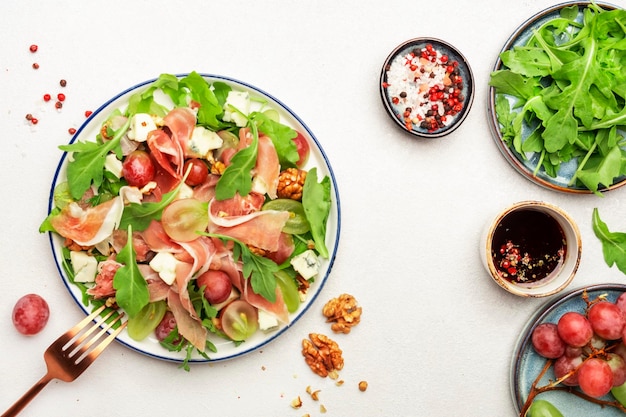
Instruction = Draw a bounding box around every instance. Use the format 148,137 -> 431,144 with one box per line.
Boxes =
520,346 -> 626,415
520,361 -> 626,416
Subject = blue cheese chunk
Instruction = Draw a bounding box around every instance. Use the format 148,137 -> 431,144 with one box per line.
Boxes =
127,113 -> 157,142
258,309 -> 279,332
149,252 -> 181,285
187,126 -> 223,158
290,250 -> 320,280
70,251 -> 98,283
222,91 -> 250,127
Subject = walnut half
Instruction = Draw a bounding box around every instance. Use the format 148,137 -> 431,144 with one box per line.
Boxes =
302,333 -> 344,379
322,293 -> 362,334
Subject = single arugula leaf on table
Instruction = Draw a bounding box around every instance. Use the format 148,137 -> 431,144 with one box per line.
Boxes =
113,225 -> 150,318
592,208 -> 626,274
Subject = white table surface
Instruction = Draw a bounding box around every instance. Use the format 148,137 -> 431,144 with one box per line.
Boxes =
2,1 -> 626,416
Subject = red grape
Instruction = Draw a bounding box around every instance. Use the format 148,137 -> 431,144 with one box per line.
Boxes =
616,292 -> 626,315
183,158 -> 209,186
155,311 -> 179,344
578,358 -> 613,397
532,323 -> 566,359
122,150 -> 155,187
197,270 -> 232,305
12,294 -> 50,335
588,301 -> 625,340
607,353 -> 626,387
557,311 -> 594,347
614,342 -> 626,362
554,354 -> 583,386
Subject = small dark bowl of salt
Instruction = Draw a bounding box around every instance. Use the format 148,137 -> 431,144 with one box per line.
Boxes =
380,38 -> 474,138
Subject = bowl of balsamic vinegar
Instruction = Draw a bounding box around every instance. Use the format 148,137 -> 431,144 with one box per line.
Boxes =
481,201 -> 582,297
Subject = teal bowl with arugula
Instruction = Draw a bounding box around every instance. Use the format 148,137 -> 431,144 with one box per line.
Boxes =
488,1 -> 626,194
41,73 -> 341,366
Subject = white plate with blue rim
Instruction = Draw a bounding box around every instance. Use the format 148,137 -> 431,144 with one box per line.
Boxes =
45,73 -> 341,364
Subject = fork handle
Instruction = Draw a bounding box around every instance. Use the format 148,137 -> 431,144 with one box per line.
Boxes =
1,374 -> 52,417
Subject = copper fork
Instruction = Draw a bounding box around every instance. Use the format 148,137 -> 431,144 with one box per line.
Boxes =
1,305 -> 126,417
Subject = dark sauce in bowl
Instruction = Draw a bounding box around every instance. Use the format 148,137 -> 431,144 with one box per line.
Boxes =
491,209 -> 566,285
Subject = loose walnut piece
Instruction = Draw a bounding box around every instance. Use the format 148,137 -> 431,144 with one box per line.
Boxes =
290,396 -> 303,409
322,293 -> 362,334
302,333 -> 344,378
277,168 -> 307,200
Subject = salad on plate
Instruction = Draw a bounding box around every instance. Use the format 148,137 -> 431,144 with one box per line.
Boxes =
39,72 -> 338,368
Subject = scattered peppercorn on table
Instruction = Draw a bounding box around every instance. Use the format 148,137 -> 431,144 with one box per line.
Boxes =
1,1 -> 626,416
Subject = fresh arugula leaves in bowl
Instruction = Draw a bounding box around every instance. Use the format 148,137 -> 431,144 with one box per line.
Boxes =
488,2 -> 626,194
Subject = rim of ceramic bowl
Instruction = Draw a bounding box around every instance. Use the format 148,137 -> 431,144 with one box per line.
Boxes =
484,201 -> 582,297
487,1 -> 624,194
380,37 -> 474,139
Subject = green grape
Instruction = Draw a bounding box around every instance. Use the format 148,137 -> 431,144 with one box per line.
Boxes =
612,381 -> 626,407
274,269 -> 300,313
262,199 -> 310,235
127,300 -> 167,341
527,400 -> 564,417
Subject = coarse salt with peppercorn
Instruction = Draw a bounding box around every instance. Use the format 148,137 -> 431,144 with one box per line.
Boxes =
384,43 -> 465,133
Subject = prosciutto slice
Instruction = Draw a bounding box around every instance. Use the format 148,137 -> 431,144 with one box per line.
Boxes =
167,288 -> 207,351
252,135 -> 280,198
147,129 -> 184,179
164,107 -> 196,156
174,237 -> 216,318
140,220 -> 182,254
208,207 -> 289,252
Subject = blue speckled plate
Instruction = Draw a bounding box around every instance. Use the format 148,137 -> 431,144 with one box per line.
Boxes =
512,284 -> 626,415
487,1 -> 626,194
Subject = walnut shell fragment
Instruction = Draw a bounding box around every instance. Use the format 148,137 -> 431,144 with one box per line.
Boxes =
302,333 -> 344,379
322,293 -> 362,334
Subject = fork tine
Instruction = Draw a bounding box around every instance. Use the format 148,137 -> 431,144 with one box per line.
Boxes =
65,309 -> 117,357
59,305 -> 107,344
71,313 -> 126,365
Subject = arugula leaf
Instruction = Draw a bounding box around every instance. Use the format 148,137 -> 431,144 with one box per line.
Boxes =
592,208 -> 626,274
119,177 -> 187,231
488,70 -> 540,100
214,123 -> 259,200
252,112 -> 299,168
179,72 -> 227,129
59,118 -> 131,200
204,233 -> 278,302
126,73 -> 179,117
241,248 -> 279,302
113,225 -> 150,318
302,167 -> 331,259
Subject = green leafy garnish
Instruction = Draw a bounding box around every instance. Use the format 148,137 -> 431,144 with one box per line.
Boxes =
214,122 -> 259,201
489,4 -> 626,193
113,225 -> 150,318
205,233 -> 279,302
119,176 -> 187,231
302,167 -> 331,259
592,208 -> 626,274
60,118 -> 131,200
